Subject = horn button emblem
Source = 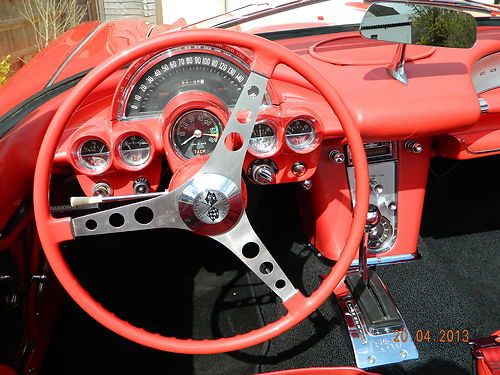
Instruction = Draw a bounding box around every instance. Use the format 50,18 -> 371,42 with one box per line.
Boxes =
178,174 -> 243,235
193,190 -> 229,224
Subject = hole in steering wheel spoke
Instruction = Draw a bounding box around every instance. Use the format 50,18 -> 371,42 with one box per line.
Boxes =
224,132 -> 244,151
236,109 -> 252,124
259,261 -> 273,275
85,219 -> 97,231
109,213 -> 125,227
134,206 -> 154,225
275,279 -> 286,289
242,242 -> 259,258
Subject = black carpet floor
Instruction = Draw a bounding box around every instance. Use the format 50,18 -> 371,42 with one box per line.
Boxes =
40,156 -> 499,375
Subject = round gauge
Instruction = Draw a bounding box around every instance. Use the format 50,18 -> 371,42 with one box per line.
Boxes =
249,122 -> 277,154
78,139 -> 110,172
285,118 -> 316,151
119,135 -> 151,166
171,109 -> 223,159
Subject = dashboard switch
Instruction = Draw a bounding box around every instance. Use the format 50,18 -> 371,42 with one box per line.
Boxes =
329,150 -> 345,164
405,140 -> 423,153
133,178 -> 150,194
92,182 -> 112,197
291,162 -> 307,177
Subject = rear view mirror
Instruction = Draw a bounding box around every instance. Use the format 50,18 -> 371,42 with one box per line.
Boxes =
359,2 -> 477,48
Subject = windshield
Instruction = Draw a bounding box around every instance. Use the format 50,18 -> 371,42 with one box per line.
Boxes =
170,0 -> 499,33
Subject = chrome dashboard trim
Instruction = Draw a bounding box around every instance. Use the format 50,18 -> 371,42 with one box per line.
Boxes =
456,136 -> 500,155
349,253 -> 419,268
479,97 -> 489,113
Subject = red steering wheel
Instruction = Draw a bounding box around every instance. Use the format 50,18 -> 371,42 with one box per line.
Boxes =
33,29 -> 369,354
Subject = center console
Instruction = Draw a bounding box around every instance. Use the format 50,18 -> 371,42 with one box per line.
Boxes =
299,137 -> 432,264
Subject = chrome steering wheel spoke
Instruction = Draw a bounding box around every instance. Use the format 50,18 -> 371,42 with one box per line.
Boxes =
198,71 -> 269,185
71,189 -> 188,237
211,212 -> 297,302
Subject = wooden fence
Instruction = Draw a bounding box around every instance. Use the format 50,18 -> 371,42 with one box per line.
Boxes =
0,0 -> 97,76
0,0 -> 162,77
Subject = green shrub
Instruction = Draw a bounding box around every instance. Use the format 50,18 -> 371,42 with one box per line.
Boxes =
0,55 -> 11,86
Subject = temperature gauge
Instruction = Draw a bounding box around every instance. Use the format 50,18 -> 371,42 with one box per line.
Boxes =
119,135 -> 151,166
285,118 -> 316,151
78,139 -> 110,172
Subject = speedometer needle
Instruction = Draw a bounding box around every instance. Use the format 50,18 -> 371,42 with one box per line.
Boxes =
202,134 -> 219,137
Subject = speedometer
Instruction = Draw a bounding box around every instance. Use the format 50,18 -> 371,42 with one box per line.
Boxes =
122,46 -> 250,119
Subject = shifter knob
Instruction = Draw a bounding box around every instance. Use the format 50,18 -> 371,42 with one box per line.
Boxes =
365,204 -> 381,231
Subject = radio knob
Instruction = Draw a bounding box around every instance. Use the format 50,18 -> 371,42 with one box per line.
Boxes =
252,164 -> 275,185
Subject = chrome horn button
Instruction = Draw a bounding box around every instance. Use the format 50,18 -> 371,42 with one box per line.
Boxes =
193,190 -> 230,224
178,173 -> 244,235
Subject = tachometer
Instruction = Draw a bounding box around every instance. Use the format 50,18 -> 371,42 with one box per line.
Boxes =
122,46 -> 250,119
77,139 -> 110,172
119,135 -> 151,167
285,118 -> 316,151
249,122 -> 277,154
171,109 -> 223,159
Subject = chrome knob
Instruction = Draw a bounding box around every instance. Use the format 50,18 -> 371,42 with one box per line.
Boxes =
300,179 -> 313,190
133,178 -> 150,194
328,150 -> 345,164
370,181 -> 384,194
92,182 -> 112,197
387,201 -> 397,211
365,204 -> 381,231
252,164 -> 275,185
405,140 -> 422,153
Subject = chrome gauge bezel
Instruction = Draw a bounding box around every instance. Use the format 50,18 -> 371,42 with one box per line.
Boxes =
285,117 -> 317,152
76,138 -> 111,174
117,44 -> 271,121
249,121 -> 278,155
118,134 -> 152,167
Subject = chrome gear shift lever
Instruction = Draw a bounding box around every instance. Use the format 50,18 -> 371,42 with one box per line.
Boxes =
359,204 -> 381,284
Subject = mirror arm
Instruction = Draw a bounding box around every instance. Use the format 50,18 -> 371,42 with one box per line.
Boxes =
387,43 -> 408,85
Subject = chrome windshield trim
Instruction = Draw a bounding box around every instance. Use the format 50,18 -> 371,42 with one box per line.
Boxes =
211,0 -> 330,29
46,21 -> 110,88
